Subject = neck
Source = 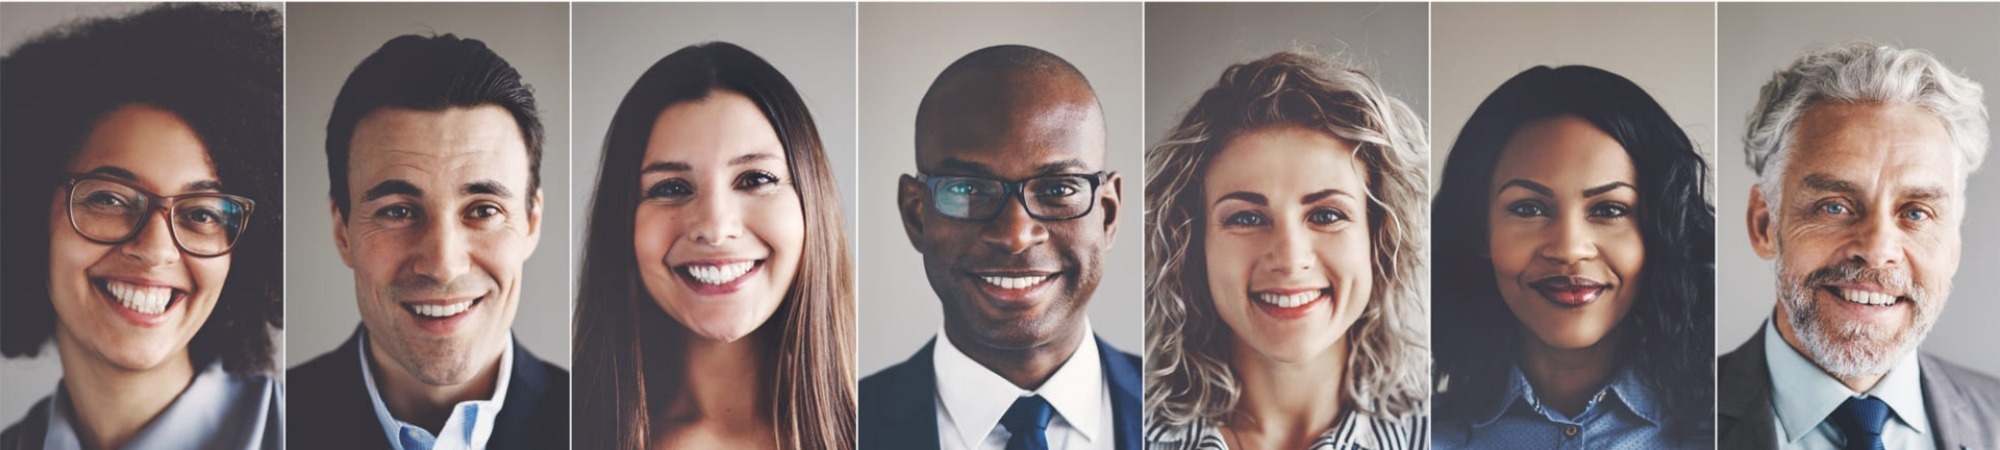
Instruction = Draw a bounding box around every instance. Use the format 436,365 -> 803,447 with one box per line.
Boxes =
1516,326 -> 1622,417
53,325 -> 197,450
659,327 -> 772,428
368,335 -> 503,434
945,320 -> 1087,390
1774,308 -> 1886,392
1224,334 -> 1348,450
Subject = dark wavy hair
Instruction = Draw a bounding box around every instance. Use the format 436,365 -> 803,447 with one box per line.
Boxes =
1,3 -> 284,373
572,42 -> 855,450
1431,65 -> 1713,440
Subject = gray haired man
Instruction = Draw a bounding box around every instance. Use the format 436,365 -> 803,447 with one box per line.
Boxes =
1719,41 -> 2000,449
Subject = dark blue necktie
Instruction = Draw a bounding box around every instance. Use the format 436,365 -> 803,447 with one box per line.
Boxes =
1831,396 -> 1889,450
1001,395 -> 1054,450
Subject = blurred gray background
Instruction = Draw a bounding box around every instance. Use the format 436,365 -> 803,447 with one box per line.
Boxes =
570,2 -> 858,271
1717,3 -> 2000,374
284,2 -> 571,369
858,2 -> 1143,375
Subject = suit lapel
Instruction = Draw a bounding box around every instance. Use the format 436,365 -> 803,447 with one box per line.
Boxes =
1096,336 -> 1141,450
1717,325 -> 1778,449
491,339 -> 549,449
886,340 -> 944,450
1919,354 -> 1971,450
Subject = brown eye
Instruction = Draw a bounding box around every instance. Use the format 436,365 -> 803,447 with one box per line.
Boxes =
736,170 -> 780,190
646,179 -> 693,199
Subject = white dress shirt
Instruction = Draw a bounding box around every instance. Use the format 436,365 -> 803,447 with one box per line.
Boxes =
934,323 -> 1114,450
1764,320 -> 1935,450
360,330 -> 513,450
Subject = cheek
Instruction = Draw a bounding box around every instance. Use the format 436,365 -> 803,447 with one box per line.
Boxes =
633,208 -> 678,266
753,195 -> 807,264
186,256 -> 230,314
1487,226 -> 1534,278
1202,231 -> 1251,295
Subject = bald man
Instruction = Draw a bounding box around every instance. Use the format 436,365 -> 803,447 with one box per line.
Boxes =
860,45 -> 1140,450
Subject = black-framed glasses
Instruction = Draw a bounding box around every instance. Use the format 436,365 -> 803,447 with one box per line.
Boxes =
917,171 -> 1108,221
64,174 -> 255,257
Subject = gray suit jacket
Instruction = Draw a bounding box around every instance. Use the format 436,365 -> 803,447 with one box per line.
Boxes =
1718,324 -> 2000,450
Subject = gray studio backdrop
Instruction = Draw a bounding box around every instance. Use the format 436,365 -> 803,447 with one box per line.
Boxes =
1146,2 -> 1429,146
858,2 -> 1144,376
1431,2 -> 1717,197
0,1 -> 284,426
1718,3 -> 2000,375
570,2 -> 858,282
285,3 -> 570,369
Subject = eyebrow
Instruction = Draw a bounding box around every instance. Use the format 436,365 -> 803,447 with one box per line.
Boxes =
361,179 -> 423,202
463,180 -> 513,199
1800,173 -> 1861,195
1582,182 -> 1637,198
1301,189 -> 1354,204
639,152 -> 781,176
86,166 -> 222,193
1497,179 -> 1555,197
1214,191 -> 1268,207
933,157 -> 1094,177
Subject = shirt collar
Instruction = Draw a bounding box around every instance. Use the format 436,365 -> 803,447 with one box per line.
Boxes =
1469,360 -> 1661,428
1763,319 -> 1929,444
359,328 -> 515,449
933,322 -> 1104,448
46,359 -> 253,450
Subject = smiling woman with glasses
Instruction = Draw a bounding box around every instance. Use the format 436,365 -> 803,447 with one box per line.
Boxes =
0,4 -> 283,449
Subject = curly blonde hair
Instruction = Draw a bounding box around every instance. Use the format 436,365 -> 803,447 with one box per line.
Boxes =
1143,50 -> 1430,430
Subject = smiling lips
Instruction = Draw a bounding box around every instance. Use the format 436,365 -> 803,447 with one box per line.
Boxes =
1826,285 -> 1903,307
408,300 -> 476,318
1530,276 -> 1607,306
1251,288 -> 1328,319
674,259 -> 764,295
102,279 -> 181,315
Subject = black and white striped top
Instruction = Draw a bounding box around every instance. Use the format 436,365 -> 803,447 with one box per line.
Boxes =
1145,411 -> 1429,450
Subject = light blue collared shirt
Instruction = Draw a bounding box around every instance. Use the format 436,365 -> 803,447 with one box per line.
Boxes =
1437,362 -> 1702,450
1764,320 -> 1934,450
39,359 -> 282,449
358,330 -> 512,450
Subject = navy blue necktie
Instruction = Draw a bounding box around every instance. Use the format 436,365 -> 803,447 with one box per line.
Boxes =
1831,396 -> 1889,450
1001,395 -> 1054,450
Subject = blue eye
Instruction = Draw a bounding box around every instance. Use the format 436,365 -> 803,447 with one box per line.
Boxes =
1819,202 -> 1851,216
1223,211 -> 1268,227
1306,208 -> 1346,225
1903,209 -> 1931,222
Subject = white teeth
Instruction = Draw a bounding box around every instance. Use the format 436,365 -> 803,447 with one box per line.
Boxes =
980,275 -> 1051,290
106,281 -> 174,315
686,261 -> 755,285
1255,290 -> 1322,308
1837,288 -> 1897,306
410,300 -> 474,318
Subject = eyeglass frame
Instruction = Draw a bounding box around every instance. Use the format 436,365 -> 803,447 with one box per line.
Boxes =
914,171 -> 1111,222
63,174 -> 256,258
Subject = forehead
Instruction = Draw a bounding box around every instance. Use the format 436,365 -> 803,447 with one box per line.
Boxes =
645,92 -> 783,165
1205,126 -> 1365,198
347,105 -> 531,190
1787,102 -> 1958,187
71,104 -> 218,194
917,77 -> 1106,178
1491,115 -> 1636,193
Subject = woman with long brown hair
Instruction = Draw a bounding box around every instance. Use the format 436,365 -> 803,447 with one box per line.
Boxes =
572,41 -> 855,449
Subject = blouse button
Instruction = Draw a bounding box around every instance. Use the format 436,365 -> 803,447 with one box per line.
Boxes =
1564,425 -> 1580,437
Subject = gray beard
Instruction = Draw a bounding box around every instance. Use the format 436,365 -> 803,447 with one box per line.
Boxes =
1774,256 -> 1942,379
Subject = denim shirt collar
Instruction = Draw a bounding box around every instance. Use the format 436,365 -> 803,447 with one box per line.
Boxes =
1470,361 -> 1663,429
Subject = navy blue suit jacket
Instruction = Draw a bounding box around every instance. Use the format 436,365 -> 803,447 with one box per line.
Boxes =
859,334 -> 1142,450
287,327 -> 569,450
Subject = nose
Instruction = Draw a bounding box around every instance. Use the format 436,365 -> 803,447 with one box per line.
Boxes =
1537,213 -> 1599,264
119,209 -> 182,266
979,195 -> 1048,255
684,190 -> 744,247
411,215 -> 472,282
1264,220 -> 1316,276
1846,211 -> 1904,269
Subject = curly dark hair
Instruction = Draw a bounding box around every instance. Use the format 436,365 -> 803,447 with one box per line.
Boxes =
1,3 -> 284,374
1431,65 -> 1713,441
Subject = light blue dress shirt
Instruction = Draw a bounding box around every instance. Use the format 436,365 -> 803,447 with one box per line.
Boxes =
1763,320 -> 1934,450
358,331 -> 512,450
39,359 -> 281,449
1437,362 -> 1704,450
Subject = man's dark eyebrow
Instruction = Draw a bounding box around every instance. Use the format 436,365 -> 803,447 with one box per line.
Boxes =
1301,189 -> 1353,204
361,179 -> 423,203
1583,182 -> 1637,198
935,158 -> 995,176
1214,191 -> 1268,207
463,180 -> 513,199
1034,159 -> 1091,176
1800,173 -> 1861,195
1497,179 -> 1555,197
